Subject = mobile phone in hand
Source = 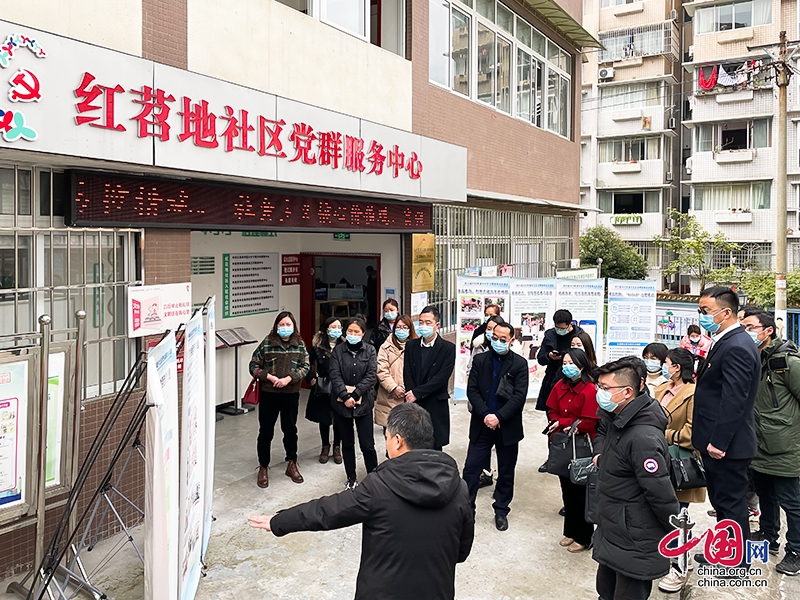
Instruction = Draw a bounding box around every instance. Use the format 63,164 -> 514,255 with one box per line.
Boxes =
542,420 -> 557,435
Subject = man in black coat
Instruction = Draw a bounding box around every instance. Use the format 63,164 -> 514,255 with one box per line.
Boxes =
463,321 -> 529,531
404,306 -> 456,450
248,403 -> 474,600
692,286 -> 760,560
535,309 -> 583,412
592,356 -> 679,600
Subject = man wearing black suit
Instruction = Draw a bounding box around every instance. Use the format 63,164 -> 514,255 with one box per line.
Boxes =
693,286 -> 760,558
463,321 -> 529,531
404,306 -> 456,451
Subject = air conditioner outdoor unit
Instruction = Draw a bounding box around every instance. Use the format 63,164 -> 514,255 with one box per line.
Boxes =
599,67 -> 614,81
666,171 -> 674,182
688,45 -> 694,59
668,117 -> 677,129
670,9 -> 678,20
666,218 -> 676,229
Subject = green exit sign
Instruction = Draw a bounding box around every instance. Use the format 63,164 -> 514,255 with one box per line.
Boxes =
333,233 -> 351,241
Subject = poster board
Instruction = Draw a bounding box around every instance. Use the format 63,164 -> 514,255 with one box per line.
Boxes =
221,253 -> 278,318
510,278 -> 557,398
454,276 -> 511,401
128,282 -> 193,338
0,357 -> 31,514
607,279 -> 658,361
555,278 -> 606,364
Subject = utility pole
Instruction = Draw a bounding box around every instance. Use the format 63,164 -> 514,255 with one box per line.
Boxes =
748,32 -> 799,330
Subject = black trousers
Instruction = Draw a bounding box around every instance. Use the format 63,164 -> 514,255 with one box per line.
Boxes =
596,564 -> 653,600
463,426 -> 519,516
333,412 -> 378,481
257,391 -> 299,467
751,469 -> 800,553
559,476 -> 594,546
319,422 -> 341,446
703,453 -> 751,545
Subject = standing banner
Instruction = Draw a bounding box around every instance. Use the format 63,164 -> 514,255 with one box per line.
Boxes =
510,278 -> 557,398
454,276 -> 510,401
201,297 -> 216,562
145,333 -> 180,600
180,313 -> 206,600
607,279 -> 658,361
45,351 -> 66,486
555,279 -> 606,363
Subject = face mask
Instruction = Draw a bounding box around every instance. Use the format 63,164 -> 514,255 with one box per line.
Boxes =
485,331 -> 494,344
662,364 -> 672,379
555,327 -> 570,336
562,364 -> 581,379
596,388 -> 622,412
749,331 -> 762,346
384,311 -> 398,322
277,325 -> 294,339
394,328 -> 409,341
417,325 -> 434,339
689,336 -> 700,344
328,328 -> 342,339
491,339 -> 510,354
699,313 -> 721,334
644,358 -> 662,373
346,334 -> 363,345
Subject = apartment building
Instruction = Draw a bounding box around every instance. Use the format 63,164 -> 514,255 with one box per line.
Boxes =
580,0 -> 683,283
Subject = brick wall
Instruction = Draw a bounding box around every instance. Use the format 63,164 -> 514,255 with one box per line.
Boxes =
410,0 -> 582,205
142,0 -> 188,69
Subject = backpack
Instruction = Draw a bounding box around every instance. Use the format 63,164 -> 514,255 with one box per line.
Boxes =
766,340 -> 800,408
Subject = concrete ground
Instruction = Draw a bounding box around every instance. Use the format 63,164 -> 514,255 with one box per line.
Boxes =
6,392 -> 800,599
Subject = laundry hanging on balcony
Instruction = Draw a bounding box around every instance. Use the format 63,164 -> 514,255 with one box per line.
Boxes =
698,66 -> 718,91
718,65 -> 736,87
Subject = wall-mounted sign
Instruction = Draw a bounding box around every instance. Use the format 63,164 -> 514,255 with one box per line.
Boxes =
411,233 -> 435,293
0,20 -> 467,203
222,253 -> 278,318
127,283 -> 193,338
332,233 -> 351,241
69,172 -> 433,232
610,214 -> 643,225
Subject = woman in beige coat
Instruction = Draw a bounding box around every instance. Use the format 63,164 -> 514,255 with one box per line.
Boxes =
374,315 -> 417,428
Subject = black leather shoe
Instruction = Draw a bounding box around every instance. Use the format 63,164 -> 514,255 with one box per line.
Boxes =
538,461 -> 548,473
495,513 -> 509,531
479,473 -> 494,488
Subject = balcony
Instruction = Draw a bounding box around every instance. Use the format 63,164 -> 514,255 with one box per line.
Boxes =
598,104 -> 665,136
598,21 -> 681,65
714,149 -> 755,164
599,212 -> 666,239
597,159 -> 667,187
690,88 -> 773,123
689,208 -> 781,241
715,210 -> 753,223
688,148 -> 773,182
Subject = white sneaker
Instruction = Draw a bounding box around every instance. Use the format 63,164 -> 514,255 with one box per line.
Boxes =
687,554 -> 694,571
658,567 -> 687,594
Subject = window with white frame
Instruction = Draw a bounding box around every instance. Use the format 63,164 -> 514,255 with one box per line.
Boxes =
693,118 -> 771,152
598,190 -> 661,213
599,22 -> 676,63
600,0 -> 644,7
695,0 -> 772,35
599,136 -> 662,162
429,0 -> 573,138
693,181 -> 772,210
599,81 -> 661,110
0,164 -> 142,400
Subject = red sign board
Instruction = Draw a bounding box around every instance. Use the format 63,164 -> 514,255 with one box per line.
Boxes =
68,171 -> 433,232
282,275 -> 299,286
282,254 -> 301,265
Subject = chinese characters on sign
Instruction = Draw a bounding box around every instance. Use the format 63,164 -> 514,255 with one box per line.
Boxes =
71,71 -> 423,181
0,33 -> 46,142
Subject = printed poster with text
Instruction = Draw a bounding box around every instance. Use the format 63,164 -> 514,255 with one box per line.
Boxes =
201,297 -> 216,562
556,279 -> 606,364
510,278 -> 557,398
0,360 -> 29,509
454,276 -> 510,401
607,279 -> 658,361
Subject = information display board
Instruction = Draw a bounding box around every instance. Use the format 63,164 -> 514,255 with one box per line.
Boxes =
221,253 -> 278,319
607,279 -> 658,361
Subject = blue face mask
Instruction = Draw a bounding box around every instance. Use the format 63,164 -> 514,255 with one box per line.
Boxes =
346,334 -> 363,345
749,331 -> 762,346
644,358 -> 662,373
394,328 -> 410,341
491,339 -> 510,354
328,328 -> 342,339
562,364 -> 581,379
596,388 -> 621,413
485,331 -> 494,344
698,312 -> 721,334
662,364 -> 672,379
384,311 -> 398,322
277,325 -> 294,339
555,327 -> 570,336
417,325 -> 434,339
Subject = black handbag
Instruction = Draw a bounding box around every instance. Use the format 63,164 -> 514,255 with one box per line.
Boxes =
569,430 -> 597,485
546,422 -> 593,478
668,445 -> 706,490
315,375 -> 332,397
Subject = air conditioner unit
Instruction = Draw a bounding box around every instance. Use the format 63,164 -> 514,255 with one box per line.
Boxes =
688,45 -> 694,59
668,117 -> 677,129
670,8 -> 678,20
599,67 -> 614,81
666,218 -> 676,229
666,171 -> 674,182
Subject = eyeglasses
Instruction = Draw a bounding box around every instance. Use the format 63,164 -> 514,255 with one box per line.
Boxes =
697,307 -> 728,316
595,384 -> 629,393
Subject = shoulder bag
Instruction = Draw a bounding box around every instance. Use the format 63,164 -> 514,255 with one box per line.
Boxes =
546,420 -> 593,478
242,378 -> 260,406
568,428 -> 597,485
668,445 -> 706,490
314,375 -> 332,397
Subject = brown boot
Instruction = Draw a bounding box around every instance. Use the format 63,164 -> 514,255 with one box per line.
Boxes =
332,445 -> 342,464
319,444 -> 331,464
257,465 -> 269,488
285,460 -> 304,484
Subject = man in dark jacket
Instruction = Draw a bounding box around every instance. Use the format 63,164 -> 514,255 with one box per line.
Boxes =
463,321 -> 529,531
592,356 -> 680,600
693,286 -> 760,559
741,309 -> 800,576
248,403 -> 474,600
404,306 -> 456,450
535,309 -> 583,412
